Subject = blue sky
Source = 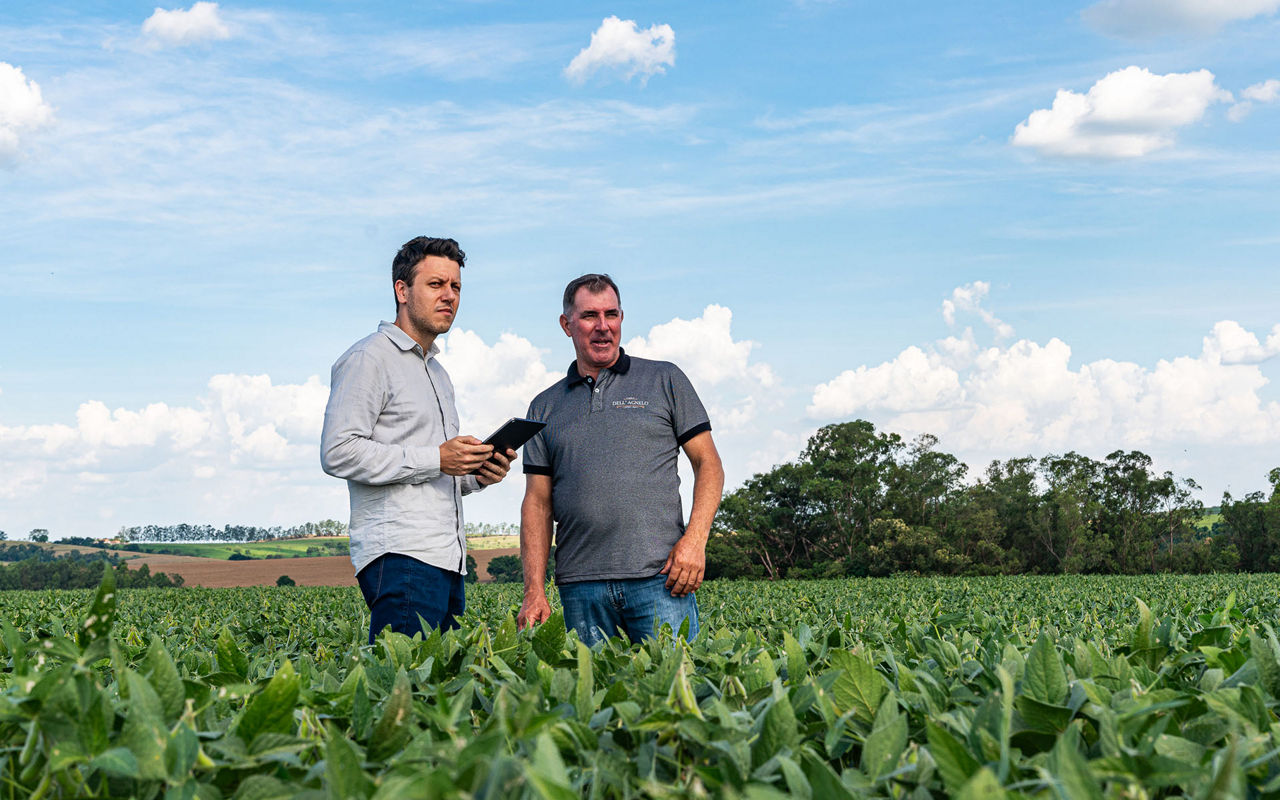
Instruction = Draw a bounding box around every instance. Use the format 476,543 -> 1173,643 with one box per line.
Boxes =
2,1 -> 1278,540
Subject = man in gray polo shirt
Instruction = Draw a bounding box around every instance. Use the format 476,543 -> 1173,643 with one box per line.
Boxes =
322,236 -> 516,644
516,274 -> 725,645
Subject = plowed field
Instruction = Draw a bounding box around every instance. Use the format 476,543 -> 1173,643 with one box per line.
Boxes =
120,548 -> 520,587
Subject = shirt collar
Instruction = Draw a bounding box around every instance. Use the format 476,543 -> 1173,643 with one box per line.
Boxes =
566,347 -> 631,385
379,320 -> 441,359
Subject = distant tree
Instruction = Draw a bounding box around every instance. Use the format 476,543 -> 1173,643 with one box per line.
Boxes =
276,575 -> 296,586
29,529 -> 49,543
486,555 -> 522,583
465,553 -> 478,584
228,553 -> 254,561
0,531 -> 6,541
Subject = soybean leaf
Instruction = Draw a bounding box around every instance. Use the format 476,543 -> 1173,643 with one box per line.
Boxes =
926,720 -> 980,794
1024,632 -> 1067,705
217,627 -> 249,682
753,684 -> 799,769
236,661 -> 300,744
532,611 -> 567,664
325,730 -> 373,800
1047,726 -> 1102,800
575,641 -> 594,723
367,668 -> 413,763
861,694 -> 907,781
829,651 -> 885,724
523,732 -> 576,800
144,639 -> 186,722
957,767 -> 1006,800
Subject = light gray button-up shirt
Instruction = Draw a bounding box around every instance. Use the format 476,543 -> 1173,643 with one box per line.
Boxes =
321,321 -> 482,576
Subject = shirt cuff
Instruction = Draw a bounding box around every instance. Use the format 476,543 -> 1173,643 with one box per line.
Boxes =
677,421 -> 712,447
523,463 -> 552,476
408,444 -> 442,482
461,474 -> 484,494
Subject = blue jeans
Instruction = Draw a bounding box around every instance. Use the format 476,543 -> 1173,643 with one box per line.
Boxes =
356,553 -> 465,645
558,574 -> 699,647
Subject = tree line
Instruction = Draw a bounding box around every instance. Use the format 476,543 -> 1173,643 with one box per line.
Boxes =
0,546 -> 183,590
707,420 -> 1275,580
116,519 -> 347,543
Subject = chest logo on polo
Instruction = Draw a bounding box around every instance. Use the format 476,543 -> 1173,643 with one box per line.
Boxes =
611,397 -> 650,410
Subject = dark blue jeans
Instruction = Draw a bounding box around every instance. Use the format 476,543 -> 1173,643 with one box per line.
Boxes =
558,574 -> 699,647
356,553 -> 465,645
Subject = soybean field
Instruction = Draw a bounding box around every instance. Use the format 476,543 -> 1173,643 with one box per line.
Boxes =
5,572 -> 1280,797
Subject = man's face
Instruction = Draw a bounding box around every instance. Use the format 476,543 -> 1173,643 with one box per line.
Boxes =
560,286 -> 622,372
396,255 -> 461,338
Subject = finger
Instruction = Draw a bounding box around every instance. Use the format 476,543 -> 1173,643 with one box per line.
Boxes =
506,448 -> 518,459
488,451 -> 511,469
457,435 -> 484,445
659,553 -> 673,576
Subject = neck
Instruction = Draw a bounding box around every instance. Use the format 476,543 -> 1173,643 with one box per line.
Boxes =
576,353 -> 618,381
394,313 -> 437,353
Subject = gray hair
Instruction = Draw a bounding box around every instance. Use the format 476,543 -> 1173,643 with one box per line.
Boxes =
562,273 -> 621,315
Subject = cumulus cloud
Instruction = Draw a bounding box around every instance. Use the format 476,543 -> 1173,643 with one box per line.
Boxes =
810,297 -> 1280,455
1202,320 -> 1280,365
1083,0 -> 1280,36
1,310 -> 789,536
625,305 -> 778,431
436,330 -> 559,436
142,2 -> 232,46
942,281 -> 1014,339
564,16 -> 675,85
1012,66 -> 1232,158
0,63 -> 54,162
1228,79 -> 1280,121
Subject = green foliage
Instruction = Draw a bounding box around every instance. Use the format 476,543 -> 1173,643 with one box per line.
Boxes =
7,572 -> 1280,796
487,554 -> 522,583
714,419 -> 1238,579
465,553 -> 478,584
276,575 -> 296,587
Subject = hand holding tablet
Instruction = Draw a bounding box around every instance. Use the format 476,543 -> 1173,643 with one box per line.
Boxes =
470,417 -> 546,475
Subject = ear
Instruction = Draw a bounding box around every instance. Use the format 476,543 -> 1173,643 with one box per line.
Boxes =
559,314 -> 571,337
394,279 -> 409,306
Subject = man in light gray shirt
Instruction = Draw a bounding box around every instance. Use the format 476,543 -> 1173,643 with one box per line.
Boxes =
322,236 -> 515,643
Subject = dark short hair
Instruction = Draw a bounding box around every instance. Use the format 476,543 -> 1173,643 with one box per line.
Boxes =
562,273 -> 620,315
392,236 -> 465,308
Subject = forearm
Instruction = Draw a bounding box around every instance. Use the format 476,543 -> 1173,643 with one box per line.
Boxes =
520,496 -> 553,593
321,430 -> 441,486
684,458 -> 725,541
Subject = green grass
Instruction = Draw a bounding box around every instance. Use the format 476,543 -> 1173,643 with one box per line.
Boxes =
112,538 -> 350,560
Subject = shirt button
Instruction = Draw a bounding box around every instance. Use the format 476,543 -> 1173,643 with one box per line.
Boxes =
594,388 -> 600,393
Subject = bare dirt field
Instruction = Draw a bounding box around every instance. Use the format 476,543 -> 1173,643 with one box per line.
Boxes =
122,548 -> 521,588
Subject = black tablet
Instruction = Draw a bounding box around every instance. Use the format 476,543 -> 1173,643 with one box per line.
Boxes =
472,418 -> 546,472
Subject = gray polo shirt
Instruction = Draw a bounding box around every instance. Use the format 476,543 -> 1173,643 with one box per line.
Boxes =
321,321 -> 483,576
523,349 -> 711,583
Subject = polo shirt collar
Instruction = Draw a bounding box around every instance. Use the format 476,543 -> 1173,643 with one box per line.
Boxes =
566,348 -> 631,385
379,320 -> 441,359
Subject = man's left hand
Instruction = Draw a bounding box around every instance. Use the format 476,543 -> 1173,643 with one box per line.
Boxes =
660,533 -> 706,597
475,448 -> 517,486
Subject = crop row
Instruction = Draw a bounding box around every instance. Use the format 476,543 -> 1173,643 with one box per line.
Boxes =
4,572 -> 1280,797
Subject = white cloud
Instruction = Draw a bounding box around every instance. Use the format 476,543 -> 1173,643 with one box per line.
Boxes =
810,313 -> 1280,455
1202,320 -> 1280,364
437,330 -> 559,437
142,2 -> 232,46
1229,79 -> 1280,121
941,281 -> 1014,339
1083,0 -> 1280,36
625,305 -> 778,431
564,16 -> 675,85
0,62 -> 54,162
1012,67 -> 1232,158
0,309 -> 791,537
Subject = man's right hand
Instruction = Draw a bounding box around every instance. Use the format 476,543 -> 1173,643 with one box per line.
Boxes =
518,590 -> 552,629
439,435 -> 494,476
